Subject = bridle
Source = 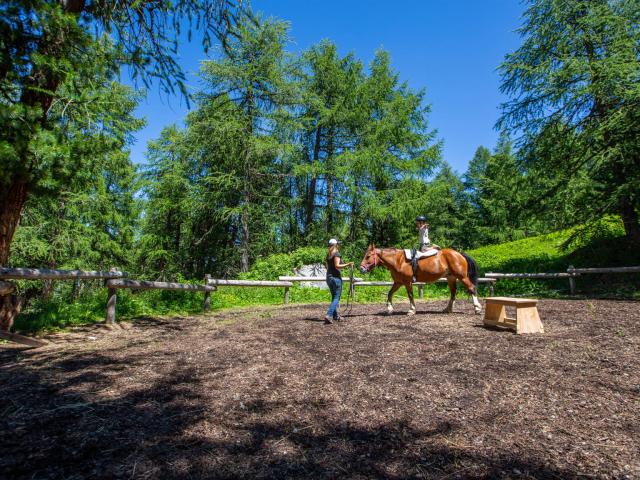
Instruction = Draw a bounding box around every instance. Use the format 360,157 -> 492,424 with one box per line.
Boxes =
361,244 -> 379,272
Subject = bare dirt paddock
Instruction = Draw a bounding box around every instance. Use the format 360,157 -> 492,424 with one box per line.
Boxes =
1,300 -> 639,479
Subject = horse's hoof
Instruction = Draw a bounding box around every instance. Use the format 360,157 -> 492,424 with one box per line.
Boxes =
474,308 -> 482,315
442,308 -> 452,314
407,309 -> 416,316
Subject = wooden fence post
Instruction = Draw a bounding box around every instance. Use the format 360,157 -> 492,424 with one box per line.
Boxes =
204,274 -> 212,311
284,286 -> 290,305
418,285 -> 423,299
105,267 -> 117,324
106,287 -> 117,324
489,283 -> 495,296
567,265 -> 576,295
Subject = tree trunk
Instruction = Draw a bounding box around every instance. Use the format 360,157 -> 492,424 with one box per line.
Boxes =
326,127 -> 335,234
0,180 -> 28,266
305,127 -> 322,233
350,177 -> 360,242
239,88 -> 255,273
620,196 -> 640,245
0,181 -> 28,332
240,207 -> 250,273
0,294 -> 22,332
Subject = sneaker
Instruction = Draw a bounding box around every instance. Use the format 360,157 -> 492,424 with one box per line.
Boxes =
324,315 -> 333,324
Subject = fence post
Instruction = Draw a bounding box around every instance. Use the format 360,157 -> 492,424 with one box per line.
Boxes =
203,274 -> 212,311
418,285 -> 423,299
105,267 -> 117,324
567,265 -> 576,295
489,282 -> 495,296
284,286 -> 290,305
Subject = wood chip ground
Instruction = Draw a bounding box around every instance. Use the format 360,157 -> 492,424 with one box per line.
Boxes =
1,299 -> 639,479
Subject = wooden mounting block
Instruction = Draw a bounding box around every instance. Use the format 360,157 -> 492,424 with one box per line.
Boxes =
483,297 -> 544,334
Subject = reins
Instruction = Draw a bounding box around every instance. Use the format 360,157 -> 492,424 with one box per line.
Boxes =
340,265 -> 355,317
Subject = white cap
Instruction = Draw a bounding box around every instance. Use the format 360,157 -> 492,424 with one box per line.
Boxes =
328,238 -> 339,246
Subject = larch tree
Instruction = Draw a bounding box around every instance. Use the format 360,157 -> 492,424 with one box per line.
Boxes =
198,12 -> 296,271
354,50 -> 441,248
498,0 -> 640,244
297,41 -> 363,240
0,0 -> 241,327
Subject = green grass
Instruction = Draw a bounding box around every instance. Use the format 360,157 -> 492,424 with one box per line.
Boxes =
11,216 -> 640,334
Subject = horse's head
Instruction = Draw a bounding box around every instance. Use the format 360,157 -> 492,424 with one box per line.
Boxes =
359,244 -> 379,274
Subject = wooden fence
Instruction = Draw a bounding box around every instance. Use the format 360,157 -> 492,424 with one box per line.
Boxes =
279,276 -> 498,298
485,265 -> 640,295
1,264 -> 638,347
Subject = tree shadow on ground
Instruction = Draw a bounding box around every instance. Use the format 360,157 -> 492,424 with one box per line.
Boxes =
0,343 -> 583,480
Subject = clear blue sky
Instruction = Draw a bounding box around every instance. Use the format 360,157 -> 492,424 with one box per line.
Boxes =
126,0 -> 524,174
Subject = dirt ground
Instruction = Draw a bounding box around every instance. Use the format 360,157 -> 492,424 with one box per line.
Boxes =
0,299 -> 639,479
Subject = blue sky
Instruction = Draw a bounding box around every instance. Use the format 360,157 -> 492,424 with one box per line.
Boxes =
126,0 -> 524,173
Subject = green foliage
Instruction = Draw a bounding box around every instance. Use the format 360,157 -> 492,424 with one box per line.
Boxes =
468,216 -> 640,296
498,0 -> 640,243
242,247 -> 326,280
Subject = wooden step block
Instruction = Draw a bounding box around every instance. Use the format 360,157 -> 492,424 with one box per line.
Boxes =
484,297 -> 544,334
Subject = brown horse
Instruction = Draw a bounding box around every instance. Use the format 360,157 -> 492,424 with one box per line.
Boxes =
359,245 -> 482,315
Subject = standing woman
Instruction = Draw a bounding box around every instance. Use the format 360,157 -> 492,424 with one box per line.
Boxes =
325,238 -> 353,324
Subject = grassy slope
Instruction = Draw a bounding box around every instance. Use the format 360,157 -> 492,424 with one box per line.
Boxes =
468,217 -> 640,297
11,217 -> 640,333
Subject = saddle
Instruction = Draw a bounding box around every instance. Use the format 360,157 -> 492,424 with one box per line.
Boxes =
404,248 -> 439,261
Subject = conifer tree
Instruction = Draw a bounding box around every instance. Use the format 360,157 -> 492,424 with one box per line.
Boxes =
197,12 -> 295,271
498,0 -> 640,244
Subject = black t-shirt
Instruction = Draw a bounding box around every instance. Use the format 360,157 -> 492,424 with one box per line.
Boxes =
326,252 -> 342,279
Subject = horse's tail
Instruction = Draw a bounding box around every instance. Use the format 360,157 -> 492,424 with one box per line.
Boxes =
461,252 -> 479,287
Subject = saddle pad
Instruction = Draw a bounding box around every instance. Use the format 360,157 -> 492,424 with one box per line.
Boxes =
404,248 -> 439,260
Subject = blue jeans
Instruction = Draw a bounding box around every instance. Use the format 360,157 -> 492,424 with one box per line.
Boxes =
326,276 -> 342,318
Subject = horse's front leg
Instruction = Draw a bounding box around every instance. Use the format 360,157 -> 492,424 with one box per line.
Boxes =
443,276 -> 457,313
405,283 -> 416,316
386,282 -> 401,314
461,277 -> 482,315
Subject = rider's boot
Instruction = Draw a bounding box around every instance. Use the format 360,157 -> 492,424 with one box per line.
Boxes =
412,255 -> 418,283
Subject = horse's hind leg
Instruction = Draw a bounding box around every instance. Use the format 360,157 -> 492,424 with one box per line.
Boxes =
460,276 -> 482,315
405,283 -> 416,316
443,276 -> 456,313
386,282 -> 401,314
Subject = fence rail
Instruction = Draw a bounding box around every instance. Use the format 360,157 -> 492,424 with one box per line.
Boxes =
485,272 -> 571,279
106,279 -> 215,292
567,266 -> 640,274
281,276 -> 497,298
206,278 -> 293,287
279,276 -> 363,283
486,265 -> 640,294
0,268 -> 126,280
